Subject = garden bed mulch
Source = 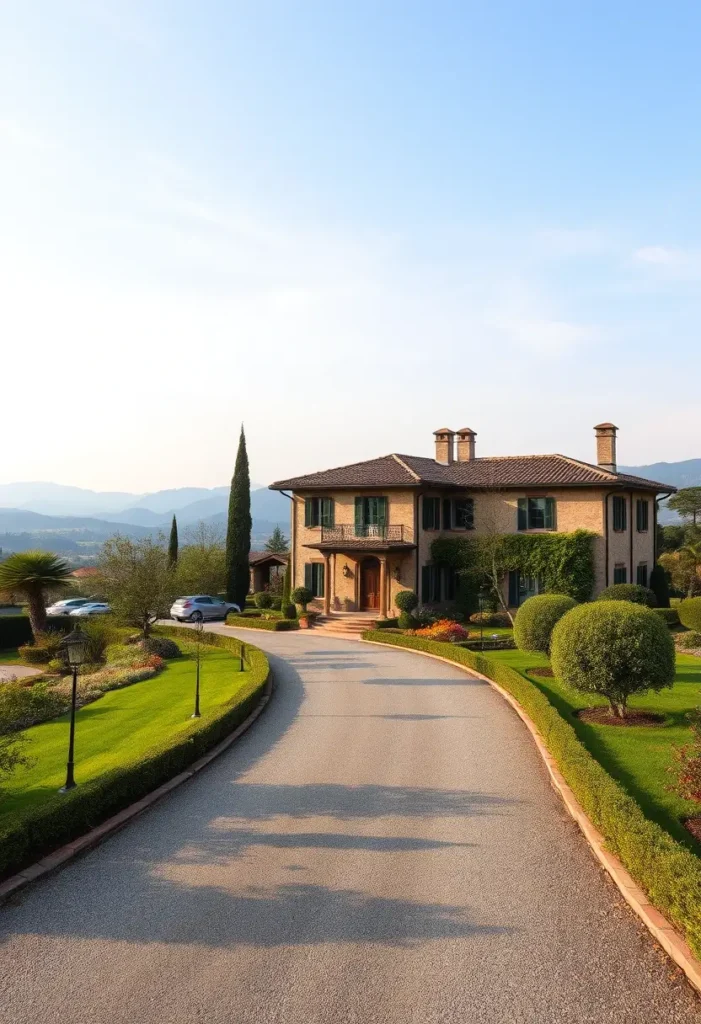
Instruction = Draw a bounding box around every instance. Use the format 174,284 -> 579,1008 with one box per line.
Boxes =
576,707 -> 665,727
684,817 -> 701,843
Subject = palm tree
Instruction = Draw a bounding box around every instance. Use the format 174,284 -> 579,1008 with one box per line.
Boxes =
0,551 -> 73,639
680,540 -> 701,597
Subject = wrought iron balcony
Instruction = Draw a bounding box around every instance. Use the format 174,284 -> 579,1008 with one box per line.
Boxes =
320,524 -> 405,543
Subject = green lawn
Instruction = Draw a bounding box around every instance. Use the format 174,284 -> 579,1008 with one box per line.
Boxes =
489,648 -> 701,848
0,649 -> 22,665
1,645 -> 252,822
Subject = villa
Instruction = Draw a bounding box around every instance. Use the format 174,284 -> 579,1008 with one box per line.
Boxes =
270,423 -> 675,619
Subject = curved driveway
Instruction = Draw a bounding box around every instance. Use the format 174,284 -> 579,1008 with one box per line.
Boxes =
1,630 -> 698,1023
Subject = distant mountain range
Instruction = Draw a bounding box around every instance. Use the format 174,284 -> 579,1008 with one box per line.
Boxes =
620,460 -> 701,524
0,481 -> 290,559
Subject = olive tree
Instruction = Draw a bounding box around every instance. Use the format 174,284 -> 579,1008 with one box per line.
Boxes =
97,535 -> 175,638
551,601 -> 675,719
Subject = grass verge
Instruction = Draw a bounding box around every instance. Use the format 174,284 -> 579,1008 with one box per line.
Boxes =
0,627 -> 269,879
362,629 -> 701,958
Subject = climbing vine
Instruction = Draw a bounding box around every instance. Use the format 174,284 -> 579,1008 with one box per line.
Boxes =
431,529 -> 596,605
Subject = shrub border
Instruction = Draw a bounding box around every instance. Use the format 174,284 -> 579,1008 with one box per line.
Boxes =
361,629 -> 701,994
225,614 -> 299,632
0,626 -> 271,897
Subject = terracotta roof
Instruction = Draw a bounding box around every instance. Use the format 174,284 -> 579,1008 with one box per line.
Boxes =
271,452 -> 676,493
71,567 -> 99,578
249,551 -> 288,565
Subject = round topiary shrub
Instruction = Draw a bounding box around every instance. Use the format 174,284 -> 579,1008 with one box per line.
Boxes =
254,591 -> 274,609
140,636 -> 181,659
398,611 -> 419,630
596,583 -> 657,607
679,597 -> 701,632
395,590 -> 419,613
283,603 -> 297,620
551,601 -> 675,719
513,594 -> 578,654
291,586 -> 313,610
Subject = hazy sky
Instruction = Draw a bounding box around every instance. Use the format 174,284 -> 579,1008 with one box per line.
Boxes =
2,1 -> 700,491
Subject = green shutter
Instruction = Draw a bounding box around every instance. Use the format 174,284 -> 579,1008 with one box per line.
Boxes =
355,497 -> 364,536
443,499 -> 452,530
508,571 -> 520,606
422,498 -> 430,530
517,498 -> 528,531
544,497 -> 555,530
317,563 -> 325,597
305,499 -> 313,527
377,497 -> 388,528
421,565 -> 431,602
321,498 -> 334,527
304,564 -> 313,591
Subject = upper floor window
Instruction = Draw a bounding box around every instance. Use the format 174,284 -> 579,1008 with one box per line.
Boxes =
613,495 -> 627,532
518,497 -> 556,531
422,497 -> 441,531
354,496 -> 388,537
442,496 -> 475,531
636,498 -> 649,533
304,497 -> 334,528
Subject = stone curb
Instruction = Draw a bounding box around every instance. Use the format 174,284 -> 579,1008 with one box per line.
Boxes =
361,637 -> 701,997
0,670 -> 274,905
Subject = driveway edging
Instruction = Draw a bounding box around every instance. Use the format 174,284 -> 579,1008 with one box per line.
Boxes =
361,637 -> 701,996
0,671 -> 274,905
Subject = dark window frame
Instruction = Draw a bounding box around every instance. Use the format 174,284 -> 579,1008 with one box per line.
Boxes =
304,496 -> 334,528
612,496 -> 627,532
636,498 -> 649,533
517,496 -> 556,531
613,564 -> 627,584
421,564 -> 442,602
304,562 -> 325,597
422,496 -> 441,531
636,563 -> 648,587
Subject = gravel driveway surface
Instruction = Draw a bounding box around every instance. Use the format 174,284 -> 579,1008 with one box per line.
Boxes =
1,628 -> 698,1023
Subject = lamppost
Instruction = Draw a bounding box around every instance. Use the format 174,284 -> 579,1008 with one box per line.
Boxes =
58,624 -> 90,793
192,618 -> 203,718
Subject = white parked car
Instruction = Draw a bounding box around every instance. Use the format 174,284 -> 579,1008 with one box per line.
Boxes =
69,602 -> 111,617
170,595 -> 240,622
47,598 -> 92,616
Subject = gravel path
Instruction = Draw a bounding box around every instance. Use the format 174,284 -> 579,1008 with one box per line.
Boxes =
1,629 -> 699,1023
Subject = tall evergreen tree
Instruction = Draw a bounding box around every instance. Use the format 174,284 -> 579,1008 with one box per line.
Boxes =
168,514 -> 179,567
225,426 -> 252,606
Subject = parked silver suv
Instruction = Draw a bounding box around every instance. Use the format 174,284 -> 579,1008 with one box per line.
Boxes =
169,595 -> 239,622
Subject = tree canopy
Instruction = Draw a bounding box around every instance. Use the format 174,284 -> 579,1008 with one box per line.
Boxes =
668,487 -> 701,527
264,526 -> 289,553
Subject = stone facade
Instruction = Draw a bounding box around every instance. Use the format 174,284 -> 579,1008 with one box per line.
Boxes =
287,484 -> 657,615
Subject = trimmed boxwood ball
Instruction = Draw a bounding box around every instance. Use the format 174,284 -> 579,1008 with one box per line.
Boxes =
551,601 -> 675,719
140,636 -> 181,659
254,591 -> 273,609
291,586 -> 312,610
596,583 -> 657,607
395,590 -> 419,613
679,597 -> 701,632
398,611 -> 419,630
513,594 -> 577,654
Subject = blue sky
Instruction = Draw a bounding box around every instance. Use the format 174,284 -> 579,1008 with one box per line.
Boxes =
1,1 -> 700,490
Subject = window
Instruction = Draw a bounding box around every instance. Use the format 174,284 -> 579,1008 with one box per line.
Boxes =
517,497 -> 556,531
304,497 -> 334,528
447,497 -> 475,530
613,564 -> 627,584
195,597 -> 213,604
354,496 -> 388,536
613,496 -> 627,532
304,562 -> 325,597
636,499 -> 649,533
442,566 -> 457,600
421,564 -> 442,602
636,563 -> 648,587
508,571 -> 543,607
422,497 -> 441,530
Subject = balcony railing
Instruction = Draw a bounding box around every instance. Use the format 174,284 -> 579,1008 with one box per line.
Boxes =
320,524 -> 405,543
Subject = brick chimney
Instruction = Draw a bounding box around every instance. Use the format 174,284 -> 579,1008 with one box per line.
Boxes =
594,422 -> 618,473
433,428 -> 455,465
456,427 -> 477,462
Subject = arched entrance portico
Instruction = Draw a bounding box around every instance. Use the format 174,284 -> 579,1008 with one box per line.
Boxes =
359,556 -> 381,611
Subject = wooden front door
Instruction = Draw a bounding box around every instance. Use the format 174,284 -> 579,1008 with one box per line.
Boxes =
360,558 -> 381,610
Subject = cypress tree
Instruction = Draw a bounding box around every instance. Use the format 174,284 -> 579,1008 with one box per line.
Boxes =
168,514 -> 179,567
225,426 -> 252,606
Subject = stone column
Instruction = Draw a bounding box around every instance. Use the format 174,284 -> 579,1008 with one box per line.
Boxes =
323,553 -> 331,616
379,555 -> 388,618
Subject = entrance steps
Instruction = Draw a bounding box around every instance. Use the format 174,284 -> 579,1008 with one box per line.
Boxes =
313,613 -> 379,636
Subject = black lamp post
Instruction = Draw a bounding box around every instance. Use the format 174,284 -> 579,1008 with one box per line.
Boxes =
192,619 -> 203,718
58,624 -> 90,793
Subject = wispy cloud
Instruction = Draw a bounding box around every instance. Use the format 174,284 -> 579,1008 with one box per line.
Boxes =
632,245 -> 701,280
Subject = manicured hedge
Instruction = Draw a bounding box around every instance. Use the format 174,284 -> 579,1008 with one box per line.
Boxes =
374,618 -> 400,629
679,598 -> 701,633
361,629 -> 701,957
0,627 -> 269,881
226,613 -> 299,632
596,583 -> 657,607
653,608 -> 680,628
0,614 -> 75,651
